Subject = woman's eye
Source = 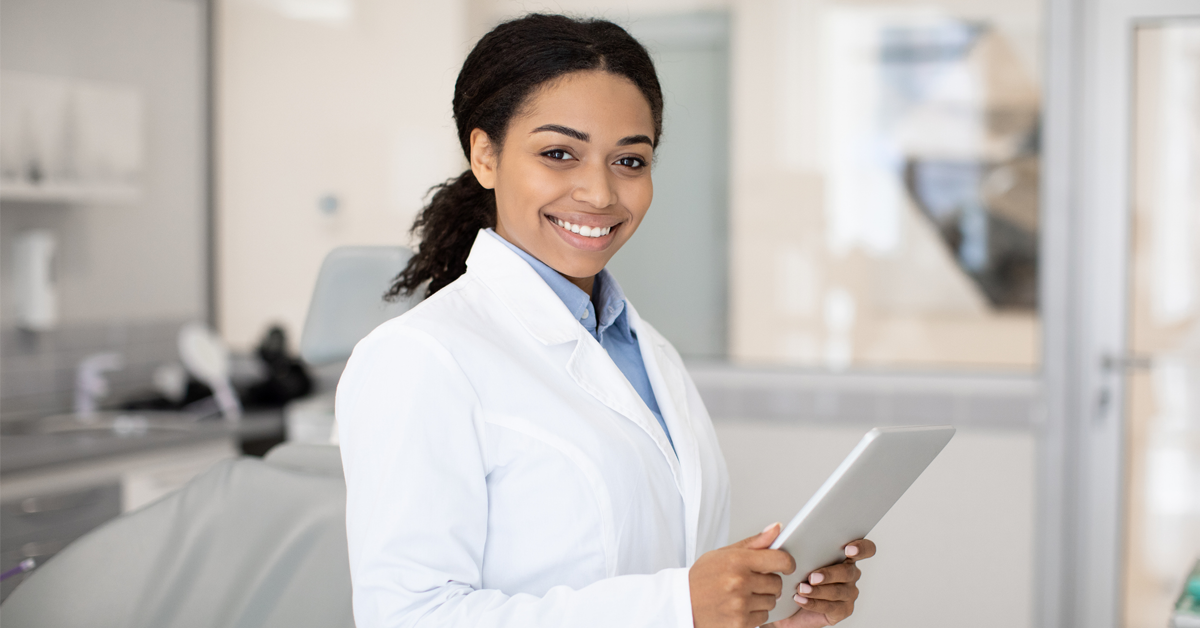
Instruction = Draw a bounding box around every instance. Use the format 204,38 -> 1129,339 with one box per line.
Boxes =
542,149 -> 574,161
615,157 -> 646,169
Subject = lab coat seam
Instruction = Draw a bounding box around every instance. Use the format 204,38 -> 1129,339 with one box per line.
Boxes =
408,325 -> 491,473
610,466 -> 648,556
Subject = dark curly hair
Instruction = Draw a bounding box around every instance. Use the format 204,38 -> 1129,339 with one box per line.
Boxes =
386,13 -> 664,299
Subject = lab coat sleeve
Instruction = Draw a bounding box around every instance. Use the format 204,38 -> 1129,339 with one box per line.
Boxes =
337,322 -> 695,628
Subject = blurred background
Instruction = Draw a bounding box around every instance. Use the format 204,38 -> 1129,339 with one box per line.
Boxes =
0,1 -> 1197,627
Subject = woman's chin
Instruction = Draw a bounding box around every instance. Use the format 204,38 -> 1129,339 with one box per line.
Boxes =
553,258 -> 608,281
534,244 -> 609,280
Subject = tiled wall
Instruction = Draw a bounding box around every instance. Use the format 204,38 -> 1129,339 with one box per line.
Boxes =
0,319 -> 192,423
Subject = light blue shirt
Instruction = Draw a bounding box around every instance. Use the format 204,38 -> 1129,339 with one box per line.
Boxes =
486,229 -> 673,452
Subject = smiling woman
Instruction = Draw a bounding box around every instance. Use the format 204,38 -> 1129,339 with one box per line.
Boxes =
384,15 -> 664,299
472,71 -> 656,292
339,13 -> 874,628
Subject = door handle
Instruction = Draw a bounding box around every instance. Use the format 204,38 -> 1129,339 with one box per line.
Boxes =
1093,353 -> 1153,424
1101,353 -> 1154,371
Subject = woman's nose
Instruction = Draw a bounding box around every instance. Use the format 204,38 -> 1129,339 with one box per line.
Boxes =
570,162 -> 617,209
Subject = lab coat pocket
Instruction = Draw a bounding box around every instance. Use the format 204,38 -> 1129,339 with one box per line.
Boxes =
484,414 -> 618,588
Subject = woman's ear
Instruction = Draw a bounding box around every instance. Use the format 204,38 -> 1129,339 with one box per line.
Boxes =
469,129 -> 498,190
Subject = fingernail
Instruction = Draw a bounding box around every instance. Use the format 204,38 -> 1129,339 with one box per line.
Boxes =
794,595 -> 809,605
809,572 -> 824,584
845,545 -> 859,557
762,522 -> 780,534
798,583 -> 813,594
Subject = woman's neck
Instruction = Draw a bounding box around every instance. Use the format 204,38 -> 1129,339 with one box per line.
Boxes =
564,273 -> 595,298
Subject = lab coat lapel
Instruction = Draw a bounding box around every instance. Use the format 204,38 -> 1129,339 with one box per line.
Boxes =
626,302 -> 704,565
564,335 -> 685,497
465,231 -> 686,496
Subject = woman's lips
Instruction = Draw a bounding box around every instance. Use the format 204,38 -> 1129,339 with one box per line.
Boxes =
549,216 -> 613,238
545,214 -> 620,251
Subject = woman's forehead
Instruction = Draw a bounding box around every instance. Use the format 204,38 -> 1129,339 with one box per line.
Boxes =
513,71 -> 655,142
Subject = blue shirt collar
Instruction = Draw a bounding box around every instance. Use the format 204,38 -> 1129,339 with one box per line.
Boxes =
485,229 -> 633,343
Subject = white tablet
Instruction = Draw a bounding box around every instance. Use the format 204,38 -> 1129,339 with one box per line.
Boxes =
765,425 -> 956,624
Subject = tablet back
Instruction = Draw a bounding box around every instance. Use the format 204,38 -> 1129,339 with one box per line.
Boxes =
766,425 -> 955,624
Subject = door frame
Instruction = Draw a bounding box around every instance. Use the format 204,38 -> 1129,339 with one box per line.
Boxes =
1039,1 -> 1200,627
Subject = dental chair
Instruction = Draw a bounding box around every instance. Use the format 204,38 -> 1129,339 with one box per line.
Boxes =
290,246 -> 420,444
0,247 -> 417,628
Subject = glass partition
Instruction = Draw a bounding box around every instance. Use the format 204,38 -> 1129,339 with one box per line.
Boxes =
727,0 -> 1042,370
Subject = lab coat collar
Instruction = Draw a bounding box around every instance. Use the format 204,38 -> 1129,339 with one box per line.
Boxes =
465,230 -> 583,346
482,229 -> 630,343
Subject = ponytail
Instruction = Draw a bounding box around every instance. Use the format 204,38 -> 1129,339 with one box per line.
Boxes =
386,169 -> 496,299
387,14 -> 663,300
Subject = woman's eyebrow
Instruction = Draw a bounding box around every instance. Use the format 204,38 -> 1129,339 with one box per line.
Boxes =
530,125 -> 654,148
531,124 -> 589,141
617,134 -> 653,147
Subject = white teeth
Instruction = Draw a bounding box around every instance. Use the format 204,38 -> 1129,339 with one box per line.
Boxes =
552,217 -> 611,238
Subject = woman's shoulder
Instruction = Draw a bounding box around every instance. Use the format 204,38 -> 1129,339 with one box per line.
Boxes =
350,271 -> 500,359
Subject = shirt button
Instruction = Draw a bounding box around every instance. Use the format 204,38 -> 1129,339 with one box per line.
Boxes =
581,310 -> 589,319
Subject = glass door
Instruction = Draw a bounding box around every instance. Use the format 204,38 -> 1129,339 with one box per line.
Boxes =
1041,3 -> 1200,627
1124,21 -> 1200,628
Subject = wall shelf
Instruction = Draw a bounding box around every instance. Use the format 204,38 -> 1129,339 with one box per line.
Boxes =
0,181 -> 141,205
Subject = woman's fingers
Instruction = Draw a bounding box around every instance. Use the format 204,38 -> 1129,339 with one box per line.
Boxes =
748,572 -> 784,596
843,539 -> 876,561
749,592 -> 781,611
795,581 -> 859,602
778,539 -> 873,626
690,537 -> 797,628
736,523 -> 782,550
806,562 -> 860,586
794,596 -> 854,624
746,548 -> 796,575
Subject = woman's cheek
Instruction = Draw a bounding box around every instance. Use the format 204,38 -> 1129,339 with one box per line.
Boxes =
624,179 -> 654,225
529,168 -> 574,212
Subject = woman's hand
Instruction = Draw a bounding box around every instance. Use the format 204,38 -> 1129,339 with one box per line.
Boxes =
690,523 -> 796,628
771,539 -> 877,628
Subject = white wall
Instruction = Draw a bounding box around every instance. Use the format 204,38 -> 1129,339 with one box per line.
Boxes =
216,0 -> 469,348
0,0 -> 208,326
717,421 -> 1035,628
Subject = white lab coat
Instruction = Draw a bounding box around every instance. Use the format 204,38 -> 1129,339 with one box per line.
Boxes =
337,229 -> 731,628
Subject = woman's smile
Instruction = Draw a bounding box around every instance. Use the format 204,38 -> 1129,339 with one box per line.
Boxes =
545,214 -> 622,251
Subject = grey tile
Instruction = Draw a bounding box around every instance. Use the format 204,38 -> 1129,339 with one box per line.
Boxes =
0,318 -> 191,420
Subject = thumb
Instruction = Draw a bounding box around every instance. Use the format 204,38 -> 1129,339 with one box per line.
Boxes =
736,522 -> 782,550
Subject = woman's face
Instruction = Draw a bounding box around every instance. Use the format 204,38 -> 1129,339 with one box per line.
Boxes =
470,70 -> 656,290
